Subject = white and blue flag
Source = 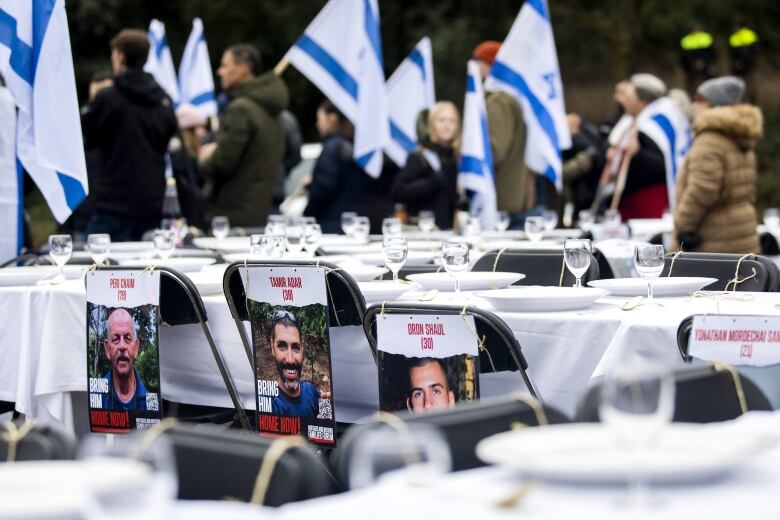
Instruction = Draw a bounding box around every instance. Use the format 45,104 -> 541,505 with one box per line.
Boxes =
284,0 -> 388,178
145,19 -> 180,107
0,0 -> 88,236
178,17 -> 217,118
385,36 -> 435,167
485,0 -> 571,190
0,83 -> 16,261
637,97 -> 692,209
459,60 -> 496,230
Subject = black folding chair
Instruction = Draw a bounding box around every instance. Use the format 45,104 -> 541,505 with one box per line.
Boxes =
0,420 -> 76,461
222,259 -> 367,367
473,248 -> 600,286
362,302 -> 539,400
333,394 -> 568,482
0,253 -> 38,268
163,422 -> 338,504
90,266 -> 250,430
378,263 -> 442,281
575,364 -> 771,423
660,252 -> 780,292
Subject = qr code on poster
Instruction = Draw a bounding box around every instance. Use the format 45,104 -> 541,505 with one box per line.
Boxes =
317,398 -> 332,419
146,393 -> 159,412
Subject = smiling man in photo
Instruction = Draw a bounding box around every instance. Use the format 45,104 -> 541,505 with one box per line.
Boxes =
102,308 -> 148,411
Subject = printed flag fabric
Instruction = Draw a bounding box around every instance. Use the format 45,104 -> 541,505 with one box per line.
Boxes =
145,19 -> 181,107
178,17 -> 217,118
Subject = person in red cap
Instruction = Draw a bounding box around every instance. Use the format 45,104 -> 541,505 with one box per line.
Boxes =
472,41 -> 539,229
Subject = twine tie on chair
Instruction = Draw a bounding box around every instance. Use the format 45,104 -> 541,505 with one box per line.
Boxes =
131,417 -> 179,460
511,393 -> 548,426
1,420 -> 37,462
666,250 -> 684,277
460,306 -> 496,372
711,361 -> 748,414
372,411 -> 421,466
492,248 -> 509,273
558,255 -> 566,287
250,436 -> 306,505
725,254 -> 757,292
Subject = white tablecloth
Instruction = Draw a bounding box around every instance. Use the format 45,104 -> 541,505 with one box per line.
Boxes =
3,272 -> 780,433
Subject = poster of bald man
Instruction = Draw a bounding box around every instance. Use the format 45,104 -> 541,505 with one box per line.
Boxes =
86,270 -> 162,433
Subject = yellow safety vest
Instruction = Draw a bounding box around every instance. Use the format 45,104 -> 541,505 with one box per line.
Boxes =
680,31 -> 713,50
730,28 -> 758,48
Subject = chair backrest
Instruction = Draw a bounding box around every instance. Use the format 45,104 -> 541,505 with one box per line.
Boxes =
378,264 -> 442,281
332,394 -> 569,484
661,252 -> 780,292
223,260 -> 366,328
164,423 -> 337,504
0,254 -> 38,268
592,248 -> 615,279
575,364 -> 771,423
473,248 -> 600,286
0,421 -> 76,461
362,303 -> 537,398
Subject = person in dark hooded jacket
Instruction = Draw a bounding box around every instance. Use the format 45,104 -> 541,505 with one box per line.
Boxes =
199,44 -> 289,227
82,29 -> 178,241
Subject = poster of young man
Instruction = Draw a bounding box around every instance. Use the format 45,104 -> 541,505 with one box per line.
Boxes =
241,266 -> 336,445
377,314 -> 480,414
86,270 -> 162,433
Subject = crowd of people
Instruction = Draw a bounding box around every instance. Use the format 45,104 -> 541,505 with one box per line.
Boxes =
12,24 -> 763,255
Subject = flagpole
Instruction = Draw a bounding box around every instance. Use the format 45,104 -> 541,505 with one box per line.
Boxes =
274,57 -> 290,76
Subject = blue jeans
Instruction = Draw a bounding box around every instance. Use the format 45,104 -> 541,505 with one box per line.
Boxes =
85,212 -> 160,242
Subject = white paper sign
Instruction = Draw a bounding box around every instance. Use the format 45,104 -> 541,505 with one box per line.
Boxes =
86,270 -> 160,307
690,315 -> 780,367
240,266 -> 327,306
377,313 -> 479,357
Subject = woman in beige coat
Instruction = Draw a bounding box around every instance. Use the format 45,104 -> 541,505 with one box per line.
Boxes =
673,76 -> 763,253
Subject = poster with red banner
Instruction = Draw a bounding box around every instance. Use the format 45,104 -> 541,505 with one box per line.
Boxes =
241,265 -> 336,445
86,270 -> 162,433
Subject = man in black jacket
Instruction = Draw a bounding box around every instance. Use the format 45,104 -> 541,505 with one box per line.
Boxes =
82,29 -> 178,241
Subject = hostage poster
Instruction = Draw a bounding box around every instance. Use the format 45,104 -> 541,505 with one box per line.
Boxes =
241,266 -> 336,445
86,270 -> 162,433
377,314 -> 480,414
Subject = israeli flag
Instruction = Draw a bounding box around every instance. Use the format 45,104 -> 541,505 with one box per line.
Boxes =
178,17 -> 217,118
385,36 -> 435,167
0,84 -> 16,261
285,0 -> 388,178
485,0 -> 571,190
144,19 -> 180,107
637,97 -> 692,209
458,60 -> 497,230
0,0 -> 88,231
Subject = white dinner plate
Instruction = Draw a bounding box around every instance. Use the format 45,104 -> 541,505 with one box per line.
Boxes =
407,271 -> 524,291
354,251 -> 437,267
588,277 -> 718,297
0,266 -> 85,286
193,236 -> 251,252
185,271 -> 224,296
340,264 -> 388,282
474,286 -> 608,312
476,423 -> 763,484
478,239 -> 562,252
358,281 -> 417,302
107,241 -> 154,252
118,256 -> 216,273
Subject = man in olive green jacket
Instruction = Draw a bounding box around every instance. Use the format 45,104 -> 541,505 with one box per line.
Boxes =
200,44 -> 289,227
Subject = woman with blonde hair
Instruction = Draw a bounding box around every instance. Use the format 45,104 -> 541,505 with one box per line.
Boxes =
391,101 -> 461,230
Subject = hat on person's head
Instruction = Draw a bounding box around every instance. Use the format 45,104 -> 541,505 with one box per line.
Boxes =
472,41 -> 501,65
697,76 -> 745,107
629,73 -> 667,102
175,103 -> 206,130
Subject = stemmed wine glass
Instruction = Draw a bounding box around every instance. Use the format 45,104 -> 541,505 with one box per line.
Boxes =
441,240 -> 470,293
341,212 -> 358,237
418,211 -> 436,237
496,211 -> 511,234
48,234 -> 73,284
542,209 -> 558,233
599,358 -> 675,508
634,244 -> 665,305
464,216 -> 482,238
763,208 -> 780,231
152,230 -> 176,261
251,234 -> 285,259
564,238 -> 592,288
303,223 -> 322,257
265,215 -> 286,237
211,216 -> 230,241
87,234 -> 111,266
383,236 -> 408,284
382,217 -> 402,239
578,210 -> 595,233
353,216 -> 371,241
285,223 -> 305,255
524,216 -> 545,244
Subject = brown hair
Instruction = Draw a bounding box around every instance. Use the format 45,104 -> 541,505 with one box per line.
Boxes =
318,100 -> 354,140
427,101 -> 461,152
110,29 -> 150,70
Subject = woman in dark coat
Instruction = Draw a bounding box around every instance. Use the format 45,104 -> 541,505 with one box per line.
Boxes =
391,101 -> 461,230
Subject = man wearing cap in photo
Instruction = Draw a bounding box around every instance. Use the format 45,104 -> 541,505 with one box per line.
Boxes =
673,76 -> 762,253
473,41 -> 539,229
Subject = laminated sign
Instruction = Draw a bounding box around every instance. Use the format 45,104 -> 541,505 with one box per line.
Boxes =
86,270 -> 162,432
241,266 -> 336,445
377,313 -> 480,414
691,315 -> 780,367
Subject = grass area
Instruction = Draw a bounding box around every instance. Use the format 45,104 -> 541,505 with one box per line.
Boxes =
25,189 -> 57,249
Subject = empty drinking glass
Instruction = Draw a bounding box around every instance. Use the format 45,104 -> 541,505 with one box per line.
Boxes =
542,209 -> 558,232
563,238 -> 592,288
341,212 -> 358,237
604,208 -> 622,226
48,234 -> 73,283
266,215 -> 286,237
303,223 -> 322,256
87,234 -> 111,266
383,236 -> 408,283
382,217 -> 403,238
464,215 -> 482,238
153,230 -> 176,260
251,234 -> 285,259
578,210 -> 595,232
211,216 -> 230,241
418,211 -> 436,235
524,216 -> 545,243
441,240 -> 470,293
496,211 -> 511,234
634,244 -> 665,305
353,216 -> 371,241
285,223 -> 305,255
764,208 -> 780,231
